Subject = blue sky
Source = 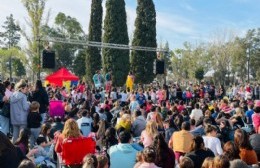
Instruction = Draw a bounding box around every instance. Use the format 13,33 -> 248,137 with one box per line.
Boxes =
0,0 -> 259,49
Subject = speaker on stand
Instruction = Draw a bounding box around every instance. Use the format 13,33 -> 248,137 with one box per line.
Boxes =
154,59 -> 165,74
42,49 -> 55,69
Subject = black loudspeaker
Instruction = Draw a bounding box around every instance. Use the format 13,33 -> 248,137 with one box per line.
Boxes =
42,50 -> 55,69
155,59 -> 165,74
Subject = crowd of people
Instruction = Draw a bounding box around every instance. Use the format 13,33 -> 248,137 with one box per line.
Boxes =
1,77 -> 260,168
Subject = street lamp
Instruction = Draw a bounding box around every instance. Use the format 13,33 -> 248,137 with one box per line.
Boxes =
246,48 -> 250,83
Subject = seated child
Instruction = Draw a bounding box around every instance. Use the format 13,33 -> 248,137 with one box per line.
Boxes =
33,136 -> 55,168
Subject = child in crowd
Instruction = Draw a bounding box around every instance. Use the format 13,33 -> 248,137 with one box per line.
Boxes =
97,154 -> 109,168
134,146 -> 160,168
83,154 -> 98,168
252,106 -> 260,133
27,101 -> 42,148
33,136 -> 55,168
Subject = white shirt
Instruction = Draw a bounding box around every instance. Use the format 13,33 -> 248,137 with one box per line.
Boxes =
111,91 -> 117,100
120,92 -> 128,102
203,136 -> 223,156
150,92 -> 156,102
190,108 -> 203,122
77,117 -> 93,136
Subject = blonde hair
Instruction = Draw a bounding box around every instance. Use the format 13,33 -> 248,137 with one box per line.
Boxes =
205,110 -> 211,117
122,114 -> 131,122
135,151 -> 143,163
97,120 -> 106,140
202,157 -> 214,168
97,154 -> 108,168
145,121 -> 158,137
62,119 -> 81,138
15,79 -> 27,91
235,107 -> 244,117
30,101 -> 40,112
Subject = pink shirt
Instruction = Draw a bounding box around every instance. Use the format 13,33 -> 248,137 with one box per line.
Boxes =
252,113 -> 260,133
157,90 -> 163,101
134,162 -> 160,168
177,105 -> 185,113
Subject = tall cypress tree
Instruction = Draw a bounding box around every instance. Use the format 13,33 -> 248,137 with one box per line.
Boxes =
131,0 -> 157,84
86,0 -> 103,83
103,0 -> 129,86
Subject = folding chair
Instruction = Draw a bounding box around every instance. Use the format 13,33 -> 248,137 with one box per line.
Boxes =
58,137 -> 96,168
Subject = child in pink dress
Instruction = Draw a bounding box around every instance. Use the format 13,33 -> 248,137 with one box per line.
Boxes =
252,106 -> 260,133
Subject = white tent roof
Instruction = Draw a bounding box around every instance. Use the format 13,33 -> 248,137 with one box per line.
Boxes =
204,70 -> 215,77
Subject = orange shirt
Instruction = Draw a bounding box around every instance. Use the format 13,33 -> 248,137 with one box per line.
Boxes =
239,148 -> 258,165
169,130 -> 193,153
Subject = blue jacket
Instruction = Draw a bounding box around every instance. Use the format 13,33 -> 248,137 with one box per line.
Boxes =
10,91 -> 30,125
109,143 -> 138,168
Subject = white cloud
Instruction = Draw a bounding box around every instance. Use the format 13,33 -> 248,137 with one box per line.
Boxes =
180,1 -> 196,12
157,11 -> 196,35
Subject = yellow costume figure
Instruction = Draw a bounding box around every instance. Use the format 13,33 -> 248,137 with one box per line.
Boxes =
126,74 -> 134,91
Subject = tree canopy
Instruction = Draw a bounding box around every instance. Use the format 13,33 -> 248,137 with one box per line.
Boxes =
102,0 -> 129,86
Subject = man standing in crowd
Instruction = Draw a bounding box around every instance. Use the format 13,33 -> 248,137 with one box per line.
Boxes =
93,70 -> 103,89
136,89 -> 146,106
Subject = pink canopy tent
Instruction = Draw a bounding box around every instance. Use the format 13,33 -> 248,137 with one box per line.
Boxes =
45,67 -> 79,86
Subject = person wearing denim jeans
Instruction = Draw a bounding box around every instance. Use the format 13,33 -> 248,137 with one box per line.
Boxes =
10,80 -> 30,143
0,83 -> 10,135
27,101 -> 42,148
0,115 -> 9,135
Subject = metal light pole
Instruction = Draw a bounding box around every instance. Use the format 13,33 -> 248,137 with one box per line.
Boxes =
247,48 -> 250,83
37,36 -> 41,80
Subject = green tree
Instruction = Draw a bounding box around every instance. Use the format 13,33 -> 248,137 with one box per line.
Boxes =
0,14 -> 21,48
131,0 -> 157,84
73,49 -> 86,78
21,0 -> 47,80
0,48 -> 26,79
243,28 -> 260,80
195,67 -> 204,81
86,0 -> 103,83
102,0 -> 129,86
0,14 -> 21,80
13,58 -> 26,77
41,13 -> 85,70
